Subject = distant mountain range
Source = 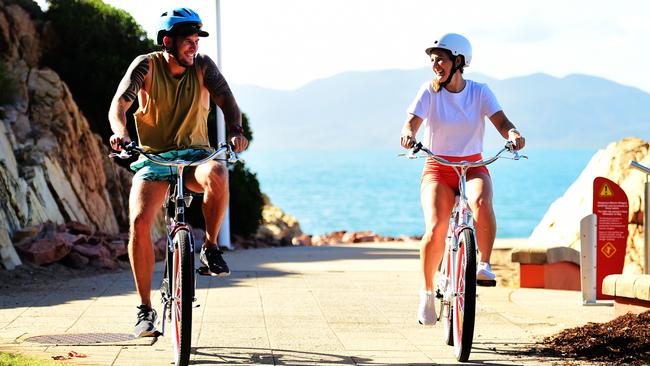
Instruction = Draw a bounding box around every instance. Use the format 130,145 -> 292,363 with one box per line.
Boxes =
231,69 -> 650,150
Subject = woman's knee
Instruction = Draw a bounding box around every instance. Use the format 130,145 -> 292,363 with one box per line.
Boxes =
421,220 -> 448,244
470,195 -> 493,211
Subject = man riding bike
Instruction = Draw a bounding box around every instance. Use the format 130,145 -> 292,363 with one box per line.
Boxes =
108,7 -> 248,337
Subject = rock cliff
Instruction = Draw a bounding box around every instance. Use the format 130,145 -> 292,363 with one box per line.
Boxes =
0,3 -> 132,269
528,137 -> 648,274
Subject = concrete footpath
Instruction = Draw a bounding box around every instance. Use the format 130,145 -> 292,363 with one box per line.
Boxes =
0,241 -> 616,365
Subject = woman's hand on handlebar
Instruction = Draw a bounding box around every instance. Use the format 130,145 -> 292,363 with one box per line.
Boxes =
109,134 -> 132,152
400,134 -> 416,149
507,129 -> 525,150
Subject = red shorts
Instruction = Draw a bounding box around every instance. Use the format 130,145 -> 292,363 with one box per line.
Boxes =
421,154 -> 490,193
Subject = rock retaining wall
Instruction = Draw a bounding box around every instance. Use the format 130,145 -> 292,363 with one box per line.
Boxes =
527,137 -> 649,274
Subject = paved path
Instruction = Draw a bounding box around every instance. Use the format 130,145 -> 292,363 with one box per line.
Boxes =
0,242 -> 616,365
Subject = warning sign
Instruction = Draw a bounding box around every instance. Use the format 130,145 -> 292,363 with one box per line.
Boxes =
598,183 -> 614,197
601,242 -> 617,258
593,177 -> 628,300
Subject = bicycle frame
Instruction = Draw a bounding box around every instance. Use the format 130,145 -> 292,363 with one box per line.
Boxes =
159,166 -> 194,339
110,142 -> 238,366
128,143 -> 234,326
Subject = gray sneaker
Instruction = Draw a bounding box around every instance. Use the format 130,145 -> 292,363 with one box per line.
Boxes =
134,305 -> 157,337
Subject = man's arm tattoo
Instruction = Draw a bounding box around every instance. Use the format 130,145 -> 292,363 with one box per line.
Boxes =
203,56 -> 232,97
120,56 -> 149,102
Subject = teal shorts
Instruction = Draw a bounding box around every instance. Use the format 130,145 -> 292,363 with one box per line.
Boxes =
130,148 -> 212,181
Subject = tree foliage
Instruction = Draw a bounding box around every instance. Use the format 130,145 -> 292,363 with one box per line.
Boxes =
43,0 -> 156,140
42,0 -> 264,240
191,112 -> 264,238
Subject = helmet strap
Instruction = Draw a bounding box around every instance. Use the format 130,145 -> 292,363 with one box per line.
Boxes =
439,55 -> 459,90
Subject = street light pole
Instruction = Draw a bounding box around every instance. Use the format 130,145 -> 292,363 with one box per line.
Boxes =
214,0 -> 233,250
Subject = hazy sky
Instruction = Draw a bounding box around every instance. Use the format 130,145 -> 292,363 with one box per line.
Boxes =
37,0 -> 650,93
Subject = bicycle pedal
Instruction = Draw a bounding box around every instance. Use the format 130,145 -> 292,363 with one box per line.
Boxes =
196,266 -> 211,276
477,279 -> 497,287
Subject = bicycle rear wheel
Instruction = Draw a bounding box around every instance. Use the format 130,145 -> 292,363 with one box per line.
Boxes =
452,228 -> 477,362
171,229 -> 194,366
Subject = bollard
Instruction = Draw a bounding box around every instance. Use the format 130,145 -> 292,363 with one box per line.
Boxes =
580,214 -> 597,305
630,161 -> 650,274
643,179 -> 650,274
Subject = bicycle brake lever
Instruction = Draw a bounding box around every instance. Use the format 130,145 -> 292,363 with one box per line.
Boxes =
227,153 -> 240,164
512,150 -> 528,160
108,150 -> 132,159
397,152 -> 421,159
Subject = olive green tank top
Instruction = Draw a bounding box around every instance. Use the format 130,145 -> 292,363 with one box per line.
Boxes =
134,52 -> 211,153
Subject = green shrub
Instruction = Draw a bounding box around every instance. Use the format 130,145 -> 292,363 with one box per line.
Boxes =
189,112 -> 263,238
227,113 -> 263,237
0,62 -> 18,105
42,0 -> 155,140
228,163 -> 263,238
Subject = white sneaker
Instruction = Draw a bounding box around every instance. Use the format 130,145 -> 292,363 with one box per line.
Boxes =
477,262 -> 496,281
417,290 -> 437,326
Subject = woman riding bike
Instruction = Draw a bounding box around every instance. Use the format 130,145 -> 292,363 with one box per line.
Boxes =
399,33 -> 526,325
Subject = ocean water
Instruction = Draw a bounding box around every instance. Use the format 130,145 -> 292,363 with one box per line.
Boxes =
243,148 -> 596,238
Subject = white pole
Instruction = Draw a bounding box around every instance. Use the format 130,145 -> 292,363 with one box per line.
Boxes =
630,161 -> 650,274
643,179 -> 650,274
580,214 -> 597,305
215,0 -> 233,250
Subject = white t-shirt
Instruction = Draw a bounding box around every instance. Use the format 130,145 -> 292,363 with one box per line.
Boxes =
407,79 -> 502,156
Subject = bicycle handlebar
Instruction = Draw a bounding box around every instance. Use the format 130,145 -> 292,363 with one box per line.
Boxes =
109,141 -> 240,166
406,141 -> 527,168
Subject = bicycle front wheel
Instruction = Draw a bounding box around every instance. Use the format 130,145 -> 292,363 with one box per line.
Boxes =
171,229 -> 194,366
452,228 -> 477,362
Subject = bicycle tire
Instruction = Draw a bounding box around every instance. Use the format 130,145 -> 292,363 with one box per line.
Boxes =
171,229 -> 194,366
452,228 -> 477,362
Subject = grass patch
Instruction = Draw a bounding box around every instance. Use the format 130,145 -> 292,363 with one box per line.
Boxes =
0,352 -> 69,366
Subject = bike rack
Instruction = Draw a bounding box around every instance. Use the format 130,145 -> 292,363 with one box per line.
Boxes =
630,161 -> 650,274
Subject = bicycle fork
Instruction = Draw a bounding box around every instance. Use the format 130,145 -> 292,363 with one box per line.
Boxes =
159,224 -> 199,337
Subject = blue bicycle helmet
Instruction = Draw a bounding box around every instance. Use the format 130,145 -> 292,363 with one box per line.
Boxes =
157,8 -> 209,45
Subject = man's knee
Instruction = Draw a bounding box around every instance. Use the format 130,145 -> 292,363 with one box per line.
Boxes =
130,210 -> 155,235
203,164 -> 227,191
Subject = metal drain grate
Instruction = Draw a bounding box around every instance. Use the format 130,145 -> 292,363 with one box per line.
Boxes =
24,333 -> 136,345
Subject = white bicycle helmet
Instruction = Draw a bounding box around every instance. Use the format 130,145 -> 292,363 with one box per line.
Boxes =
425,33 -> 472,67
